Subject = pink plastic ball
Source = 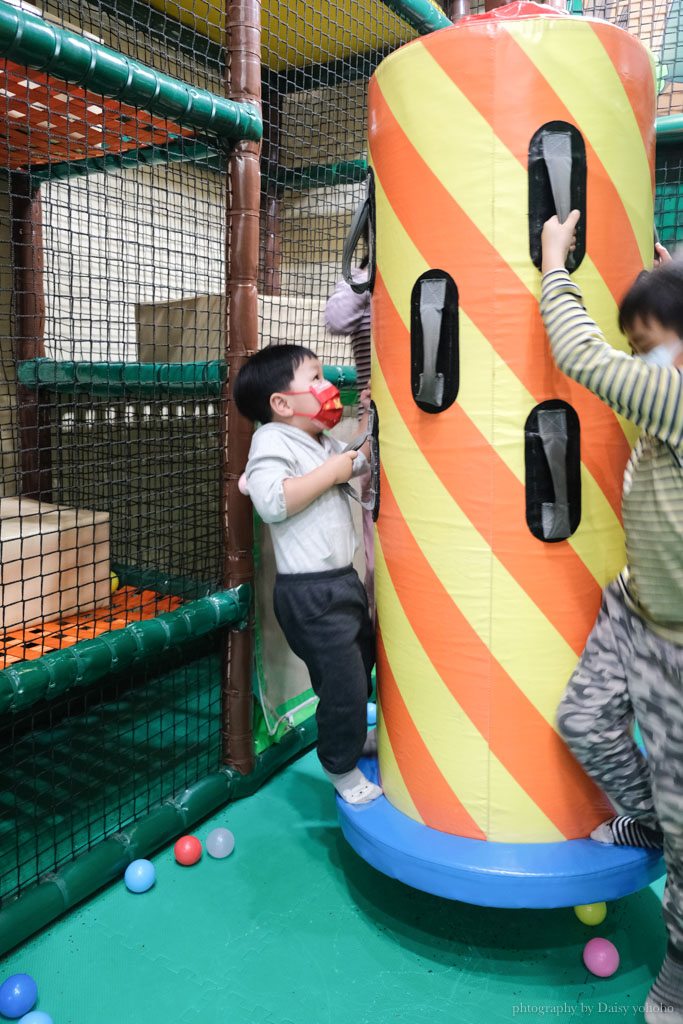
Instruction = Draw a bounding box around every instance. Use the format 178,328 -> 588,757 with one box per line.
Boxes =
583,937 -> 620,977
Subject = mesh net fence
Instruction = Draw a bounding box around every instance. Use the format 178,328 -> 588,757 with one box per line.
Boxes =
0,0 -> 229,904
0,0 -> 681,908
0,0 -> 416,905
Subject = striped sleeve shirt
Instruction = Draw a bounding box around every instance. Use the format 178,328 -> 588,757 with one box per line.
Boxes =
540,269 -> 683,636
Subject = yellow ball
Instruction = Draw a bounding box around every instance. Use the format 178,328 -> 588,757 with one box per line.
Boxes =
574,902 -> 607,926
110,570 -> 120,594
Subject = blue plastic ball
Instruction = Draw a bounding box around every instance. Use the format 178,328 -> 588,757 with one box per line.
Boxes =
0,974 -> 37,1019
124,859 -> 155,893
18,1013 -> 54,1024
366,702 -> 377,726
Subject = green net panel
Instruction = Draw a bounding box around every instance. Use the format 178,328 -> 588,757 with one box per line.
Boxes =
655,142 -> 683,247
0,0 -> 230,908
1,0 -> 682,930
0,0 -> 423,915
254,2 -> 418,741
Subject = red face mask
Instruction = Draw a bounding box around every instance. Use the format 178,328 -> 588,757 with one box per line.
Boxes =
282,379 -> 343,430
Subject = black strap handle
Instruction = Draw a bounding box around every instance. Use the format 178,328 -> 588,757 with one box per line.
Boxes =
341,171 -> 375,295
537,408 -> 571,541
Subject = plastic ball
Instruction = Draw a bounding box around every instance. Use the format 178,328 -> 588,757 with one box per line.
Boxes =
583,937 -> 620,977
206,828 -> 235,859
574,902 -> 607,926
174,835 -> 202,866
110,570 -> 120,594
367,702 -> 377,726
124,859 -> 155,893
18,1013 -> 54,1024
0,974 -> 38,1019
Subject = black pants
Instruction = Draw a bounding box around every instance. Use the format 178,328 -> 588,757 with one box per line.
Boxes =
273,564 -> 375,774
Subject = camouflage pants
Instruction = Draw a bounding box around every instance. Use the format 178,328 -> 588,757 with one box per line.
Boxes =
557,580 -> 683,952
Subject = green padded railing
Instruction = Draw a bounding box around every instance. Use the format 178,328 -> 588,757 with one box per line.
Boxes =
17,359 -> 227,396
111,564 -> 219,601
18,360 -> 358,397
381,0 -> 452,33
0,584 -> 251,716
30,140 -> 223,187
273,158 -> 369,192
0,0 -> 261,142
656,115 -> 683,144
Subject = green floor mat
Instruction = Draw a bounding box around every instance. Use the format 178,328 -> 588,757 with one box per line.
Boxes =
1,749 -> 667,1024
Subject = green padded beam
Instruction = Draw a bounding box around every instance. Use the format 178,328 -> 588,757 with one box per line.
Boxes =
0,715 -> 317,958
322,364 -> 358,388
656,115 -> 683,143
18,359 -> 357,395
112,563 -> 219,600
0,584 -> 252,715
30,140 -> 223,186
0,0 -> 261,142
381,0 -> 452,33
274,158 -> 369,192
18,359 -> 226,395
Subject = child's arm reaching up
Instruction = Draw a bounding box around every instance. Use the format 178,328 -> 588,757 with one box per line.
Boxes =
539,212 -> 683,447
541,209 -> 581,274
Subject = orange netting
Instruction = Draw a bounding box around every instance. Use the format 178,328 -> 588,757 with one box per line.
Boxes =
0,586 -> 184,669
0,60 -> 194,171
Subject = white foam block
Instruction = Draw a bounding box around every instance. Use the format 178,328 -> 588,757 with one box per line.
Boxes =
0,498 -> 110,629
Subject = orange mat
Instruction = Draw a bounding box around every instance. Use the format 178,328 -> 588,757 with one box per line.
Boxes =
0,586 -> 183,669
0,60 -> 194,172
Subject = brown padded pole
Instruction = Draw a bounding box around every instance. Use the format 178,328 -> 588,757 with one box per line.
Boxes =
221,0 -> 261,773
447,0 -> 470,20
10,173 -> 51,502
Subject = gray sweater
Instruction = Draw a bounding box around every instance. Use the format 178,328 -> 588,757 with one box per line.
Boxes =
245,421 -> 367,574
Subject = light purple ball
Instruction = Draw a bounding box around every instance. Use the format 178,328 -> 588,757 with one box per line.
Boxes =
205,828 -> 235,859
583,937 -> 620,977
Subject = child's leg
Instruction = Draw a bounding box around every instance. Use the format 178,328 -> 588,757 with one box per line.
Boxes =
626,627 -> 683,1019
556,580 -> 659,832
273,566 -> 381,803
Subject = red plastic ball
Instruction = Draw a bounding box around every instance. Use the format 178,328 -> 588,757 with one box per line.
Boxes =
174,835 -> 202,866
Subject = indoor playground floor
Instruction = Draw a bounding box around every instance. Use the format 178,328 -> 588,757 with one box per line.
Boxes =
3,748 -> 668,1024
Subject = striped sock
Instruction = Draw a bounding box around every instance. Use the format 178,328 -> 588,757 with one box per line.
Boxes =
590,815 -> 664,849
644,948 -> 683,1024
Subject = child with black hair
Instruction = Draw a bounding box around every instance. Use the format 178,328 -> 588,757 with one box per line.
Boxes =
541,212 -> 683,1023
233,343 -> 382,805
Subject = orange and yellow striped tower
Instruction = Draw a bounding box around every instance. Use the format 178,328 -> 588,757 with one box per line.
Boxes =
370,1 -> 656,844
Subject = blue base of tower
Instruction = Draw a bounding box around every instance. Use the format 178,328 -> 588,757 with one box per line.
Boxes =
336,758 -> 665,909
